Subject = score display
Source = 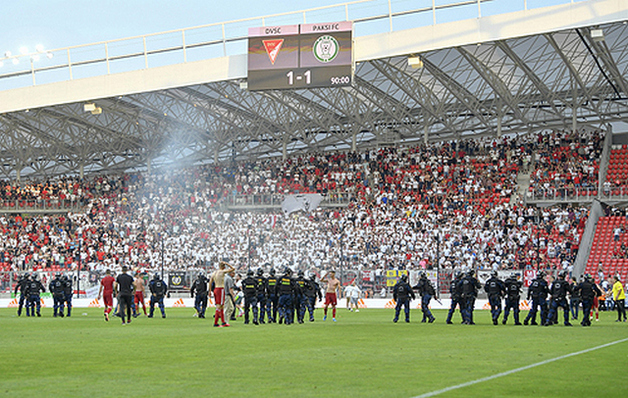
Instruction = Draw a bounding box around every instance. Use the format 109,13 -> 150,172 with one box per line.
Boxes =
247,21 -> 353,90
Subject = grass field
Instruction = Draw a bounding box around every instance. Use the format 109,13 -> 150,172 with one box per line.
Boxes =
1,307 -> 627,397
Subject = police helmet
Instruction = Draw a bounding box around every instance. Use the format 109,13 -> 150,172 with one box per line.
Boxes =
309,271 -> 316,280
558,270 -> 566,279
31,273 -> 38,280
400,274 -> 408,282
537,270 -> 545,278
247,269 -> 254,276
585,273 -> 594,282
55,272 -> 62,278
269,268 -> 275,276
419,271 -> 427,278
453,269 -> 462,278
153,273 -> 160,280
514,272 -> 521,279
284,267 -> 292,275
491,270 -> 498,278
297,270 -> 304,277
466,269 -> 475,276
256,268 -> 264,277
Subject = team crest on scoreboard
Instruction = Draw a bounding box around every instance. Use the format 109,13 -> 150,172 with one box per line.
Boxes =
263,39 -> 284,65
313,35 -> 339,63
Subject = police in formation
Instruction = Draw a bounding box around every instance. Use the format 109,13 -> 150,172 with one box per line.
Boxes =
191,271 -> 209,318
459,269 -> 481,325
242,269 -> 260,325
62,274 -> 73,317
546,270 -> 573,326
576,274 -> 602,327
414,272 -> 436,323
14,273 -> 30,317
148,273 -> 167,318
303,273 -> 323,322
49,273 -> 66,317
501,272 -> 522,325
392,274 -> 415,323
25,273 -> 45,317
266,268 -> 279,322
446,270 -> 463,324
484,271 -> 505,325
524,270 -> 549,326
255,268 -> 268,324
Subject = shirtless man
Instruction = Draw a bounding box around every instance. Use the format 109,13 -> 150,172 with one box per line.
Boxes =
97,269 -> 115,322
210,261 -> 235,327
133,273 -> 147,317
321,270 -> 341,322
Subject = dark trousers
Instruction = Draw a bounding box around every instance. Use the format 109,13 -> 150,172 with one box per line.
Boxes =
547,297 -> 570,325
17,294 -> 26,315
615,299 -> 626,321
65,294 -> 73,316
53,295 -> 65,316
266,294 -> 278,322
244,295 -> 259,324
257,294 -> 267,322
149,296 -> 166,317
570,298 -> 580,320
503,297 -> 520,324
278,294 -> 293,324
27,295 -> 41,316
306,296 -> 316,321
581,299 -> 593,326
488,295 -> 502,321
194,294 -> 208,317
421,294 -> 434,321
525,297 -> 547,325
394,298 -> 411,322
446,297 -> 461,323
118,294 -> 133,322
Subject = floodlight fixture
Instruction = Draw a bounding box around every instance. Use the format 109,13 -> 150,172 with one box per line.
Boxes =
31,54 -> 40,62
408,56 -> 423,69
19,47 -> 28,55
84,103 -> 97,112
46,52 -> 53,59
4,51 -> 11,58
591,28 -> 604,42
35,44 -> 44,52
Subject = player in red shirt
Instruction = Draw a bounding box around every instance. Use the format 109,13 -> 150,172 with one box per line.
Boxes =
98,269 -> 115,321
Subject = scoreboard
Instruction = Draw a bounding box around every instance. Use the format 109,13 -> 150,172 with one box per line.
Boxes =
247,21 -> 353,91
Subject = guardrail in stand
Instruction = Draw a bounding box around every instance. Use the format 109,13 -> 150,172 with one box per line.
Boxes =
0,199 -> 85,214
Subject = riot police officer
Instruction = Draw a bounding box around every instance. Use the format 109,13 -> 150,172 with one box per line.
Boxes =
458,269 -> 481,325
446,270 -> 463,324
414,272 -> 436,323
304,272 -> 323,322
148,273 -> 168,318
14,273 -> 29,317
524,270 -> 549,326
294,270 -> 308,324
49,273 -> 66,317
242,269 -> 259,325
190,271 -> 209,318
502,272 -> 522,325
576,274 -> 602,326
62,275 -> 73,317
266,268 -> 279,323
276,267 -> 296,325
546,270 -> 573,326
255,268 -> 268,324
392,274 -> 415,323
25,273 -> 45,317
484,270 -> 505,325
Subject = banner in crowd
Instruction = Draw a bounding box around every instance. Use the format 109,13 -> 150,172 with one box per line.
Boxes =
281,194 -> 323,216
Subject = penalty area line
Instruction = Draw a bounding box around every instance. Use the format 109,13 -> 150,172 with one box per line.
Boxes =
413,337 -> 628,398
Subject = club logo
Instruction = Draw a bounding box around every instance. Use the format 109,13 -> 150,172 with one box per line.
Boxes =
263,39 -> 284,65
313,35 -> 339,63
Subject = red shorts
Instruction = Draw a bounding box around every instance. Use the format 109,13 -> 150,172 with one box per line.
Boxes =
213,288 -> 225,306
134,291 -> 144,305
592,296 -> 599,308
103,293 -> 113,308
325,292 -> 337,306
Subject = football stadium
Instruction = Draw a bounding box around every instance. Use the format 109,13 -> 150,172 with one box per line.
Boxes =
1,0 -> 627,396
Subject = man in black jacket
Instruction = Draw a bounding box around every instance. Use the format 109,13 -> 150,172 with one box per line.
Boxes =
393,274 -> 415,323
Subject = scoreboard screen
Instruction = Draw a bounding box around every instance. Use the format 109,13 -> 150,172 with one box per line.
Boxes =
247,21 -> 353,90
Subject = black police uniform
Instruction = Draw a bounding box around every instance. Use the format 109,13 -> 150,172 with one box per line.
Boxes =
446,273 -> 463,324
148,276 -> 168,318
25,277 -> 45,317
14,275 -> 29,316
458,272 -> 481,324
392,277 -> 415,323
304,277 -> 323,322
242,274 -> 259,324
49,276 -> 66,317
414,275 -> 436,323
191,275 -> 209,318
276,271 -> 296,325
266,271 -> 279,322
576,278 -> 602,326
524,275 -> 549,325
116,272 -> 135,323
294,274 -> 308,324
484,275 -> 506,325
569,279 -> 581,320
502,275 -> 522,325
546,276 -> 573,326
256,271 -> 268,323
62,276 -> 73,317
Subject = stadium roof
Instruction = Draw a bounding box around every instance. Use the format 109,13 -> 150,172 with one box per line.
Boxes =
0,0 -> 627,178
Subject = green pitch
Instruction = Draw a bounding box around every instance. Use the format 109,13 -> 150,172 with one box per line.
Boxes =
1,308 -> 627,397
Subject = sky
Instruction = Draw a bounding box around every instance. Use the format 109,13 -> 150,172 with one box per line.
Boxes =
0,0 -> 347,54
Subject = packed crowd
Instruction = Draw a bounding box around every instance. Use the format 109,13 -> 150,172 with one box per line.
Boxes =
0,130 -> 599,284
